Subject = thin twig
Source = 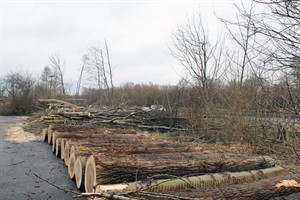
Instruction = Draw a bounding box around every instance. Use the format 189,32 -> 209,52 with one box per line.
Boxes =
10,160 -> 24,166
0,160 -> 25,167
23,193 -> 33,200
291,144 -> 300,161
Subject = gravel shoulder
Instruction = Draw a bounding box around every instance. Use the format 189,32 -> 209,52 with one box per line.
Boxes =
0,116 -> 85,200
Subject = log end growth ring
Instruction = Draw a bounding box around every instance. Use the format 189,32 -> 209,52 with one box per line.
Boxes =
60,139 -> 66,160
75,157 -> 83,189
84,155 -> 97,193
64,141 -> 71,166
42,128 -> 48,142
75,156 -> 88,190
55,138 -> 61,157
68,153 -> 76,179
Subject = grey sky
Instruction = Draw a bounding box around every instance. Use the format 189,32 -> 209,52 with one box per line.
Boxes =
1,0 -> 241,89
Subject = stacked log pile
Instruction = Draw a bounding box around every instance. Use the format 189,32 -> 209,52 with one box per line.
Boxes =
38,99 -> 187,131
40,124 -> 300,199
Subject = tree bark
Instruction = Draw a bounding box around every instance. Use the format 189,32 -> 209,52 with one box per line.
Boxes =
47,124 -> 138,145
84,153 -> 275,193
62,134 -> 155,164
158,174 -> 300,200
67,141 -> 195,179
72,141 -> 194,156
48,125 -> 101,144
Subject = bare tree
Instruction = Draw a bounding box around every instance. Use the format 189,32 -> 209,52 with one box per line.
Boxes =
105,41 -> 115,105
252,0 -> 300,68
84,41 -> 115,107
76,55 -> 88,96
218,2 -> 260,88
227,0 -> 300,150
170,12 -> 225,115
49,53 -> 66,96
1,71 -> 35,114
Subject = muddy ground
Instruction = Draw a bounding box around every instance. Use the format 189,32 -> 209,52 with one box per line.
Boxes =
0,116 -> 85,200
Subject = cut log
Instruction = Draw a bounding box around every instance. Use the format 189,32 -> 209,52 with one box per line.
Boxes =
60,138 -> 67,160
48,125 -> 140,145
84,153 -> 275,193
67,141 -> 194,178
57,111 -> 91,118
75,156 -> 88,189
47,124 -> 53,144
52,130 -> 140,153
39,98 -> 83,111
68,153 -> 76,179
55,138 -> 62,157
41,128 -> 48,142
71,141 -> 194,157
95,166 -> 287,193
48,126 -> 97,144
156,174 -> 300,200
59,134 -> 157,161
52,132 -> 98,153
64,135 -> 154,166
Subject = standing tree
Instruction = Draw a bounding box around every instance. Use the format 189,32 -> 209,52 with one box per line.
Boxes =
76,55 -> 88,97
84,41 -> 115,107
228,0 -> 300,148
169,12 -> 225,133
1,71 -> 35,114
38,65 -> 60,98
216,2 -> 267,141
49,53 -> 66,97
218,2 -> 259,88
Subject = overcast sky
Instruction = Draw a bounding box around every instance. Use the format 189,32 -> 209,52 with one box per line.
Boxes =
1,0 -> 243,90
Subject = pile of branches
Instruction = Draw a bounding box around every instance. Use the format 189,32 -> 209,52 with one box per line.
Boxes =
38,99 -> 188,131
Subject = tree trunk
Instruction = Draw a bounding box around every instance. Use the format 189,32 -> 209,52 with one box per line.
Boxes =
67,141 -> 195,180
51,128 -> 139,151
158,174 -> 300,200
48,125 -> 100,144
94,166 -> 287,194
47,124 -> 138,144
62,135 -> 157,165
72,141 -> 194,156
84,153 -> 275,193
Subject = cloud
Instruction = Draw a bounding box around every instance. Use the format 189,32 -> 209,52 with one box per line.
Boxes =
1,1 -> 238,90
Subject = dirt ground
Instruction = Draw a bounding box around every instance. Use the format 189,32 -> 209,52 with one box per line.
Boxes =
0,116 -> 85,200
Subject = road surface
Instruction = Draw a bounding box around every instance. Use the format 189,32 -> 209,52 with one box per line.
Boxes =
0,116 -> 85,200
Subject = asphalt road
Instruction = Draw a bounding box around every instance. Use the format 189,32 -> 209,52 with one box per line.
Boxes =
0,116 -> 85,200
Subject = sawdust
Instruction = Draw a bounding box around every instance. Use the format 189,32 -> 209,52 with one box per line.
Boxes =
2,117 -> 38,143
